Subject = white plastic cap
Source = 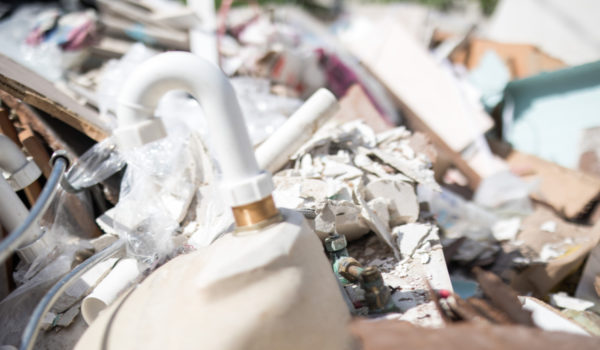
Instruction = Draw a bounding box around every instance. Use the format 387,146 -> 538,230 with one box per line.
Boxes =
4,157 -> 41,190
16,230 -> 53,264
113,117 -> 167,150
220,170 -> 274,206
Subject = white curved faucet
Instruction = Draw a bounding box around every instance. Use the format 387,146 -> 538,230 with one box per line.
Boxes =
113,52 -> 274,211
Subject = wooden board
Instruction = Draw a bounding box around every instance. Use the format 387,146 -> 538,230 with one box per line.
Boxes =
0,54 -> 109,142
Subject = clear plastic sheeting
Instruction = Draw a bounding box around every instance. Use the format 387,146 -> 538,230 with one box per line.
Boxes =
96,43 -> 159,127
97,113 -> 210,266
185,184 -> 234,249
473,170 -> 536,217
418,186 -> 498,242
231,77 -> 302,146
64,138 -> 126,191
0,244 -> 92,347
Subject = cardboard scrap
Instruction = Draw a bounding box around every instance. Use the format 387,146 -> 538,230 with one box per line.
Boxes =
0,54 -> 109,142
506,151 -> 600,219
511,207 -> 600,296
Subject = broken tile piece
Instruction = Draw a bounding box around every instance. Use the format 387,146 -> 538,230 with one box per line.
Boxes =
365,179 -> 419,226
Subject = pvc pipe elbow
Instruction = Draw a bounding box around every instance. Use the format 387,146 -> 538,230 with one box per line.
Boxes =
0,135 -> 41,190
113,52 -> 274,207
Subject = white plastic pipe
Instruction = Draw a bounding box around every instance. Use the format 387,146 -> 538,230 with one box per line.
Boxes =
0,134 -> 27,174
114,52 -> 273,207
0,135 -> 41,190
0,176 -> 43,262
81,258 -> 141,325
255,88 -> 339,173
188,0 -> 218,64
0,177 -> 30,237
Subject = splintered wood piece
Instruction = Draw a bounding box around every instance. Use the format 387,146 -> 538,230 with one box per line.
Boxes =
0,54 -> 109,141
473,267 -> 534,326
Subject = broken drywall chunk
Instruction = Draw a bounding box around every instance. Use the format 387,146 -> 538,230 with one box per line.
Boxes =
492,217 -> 521,241
354,186 -> 400,259
314,203 -> 336,237
392,223 -> 438,261
367,148 -> 439,191
331,201 -> 371,241
550,292 -> 594,312
511,207 -> 600,296
367,198 -> 390,231
365,179 -> 419,226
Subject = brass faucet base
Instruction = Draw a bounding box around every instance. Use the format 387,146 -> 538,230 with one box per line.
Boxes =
232,195 -> 279,227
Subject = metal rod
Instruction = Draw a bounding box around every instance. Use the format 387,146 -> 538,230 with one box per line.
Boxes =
19,240 -> 125,350
0,156 -> 68,264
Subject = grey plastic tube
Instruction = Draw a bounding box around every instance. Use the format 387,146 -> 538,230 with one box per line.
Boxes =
0,157 -> 67,264
19,240 -> 126,350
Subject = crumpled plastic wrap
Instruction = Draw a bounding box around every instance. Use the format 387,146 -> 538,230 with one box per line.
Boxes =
231,76 -> 302,145
96,43 -> 159,127
0,242 -> 92,346
65,138 -> 126,191
0,137 -> 128,343
96,108 -> 211,266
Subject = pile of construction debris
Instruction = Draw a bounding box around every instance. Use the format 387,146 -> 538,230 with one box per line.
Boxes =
1,0 -> 600,349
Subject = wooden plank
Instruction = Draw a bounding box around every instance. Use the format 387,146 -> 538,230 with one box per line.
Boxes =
0,91 -> 76,157
0,108 -> 19,145
18,127 -> 52,178
0,54 -> 109,142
